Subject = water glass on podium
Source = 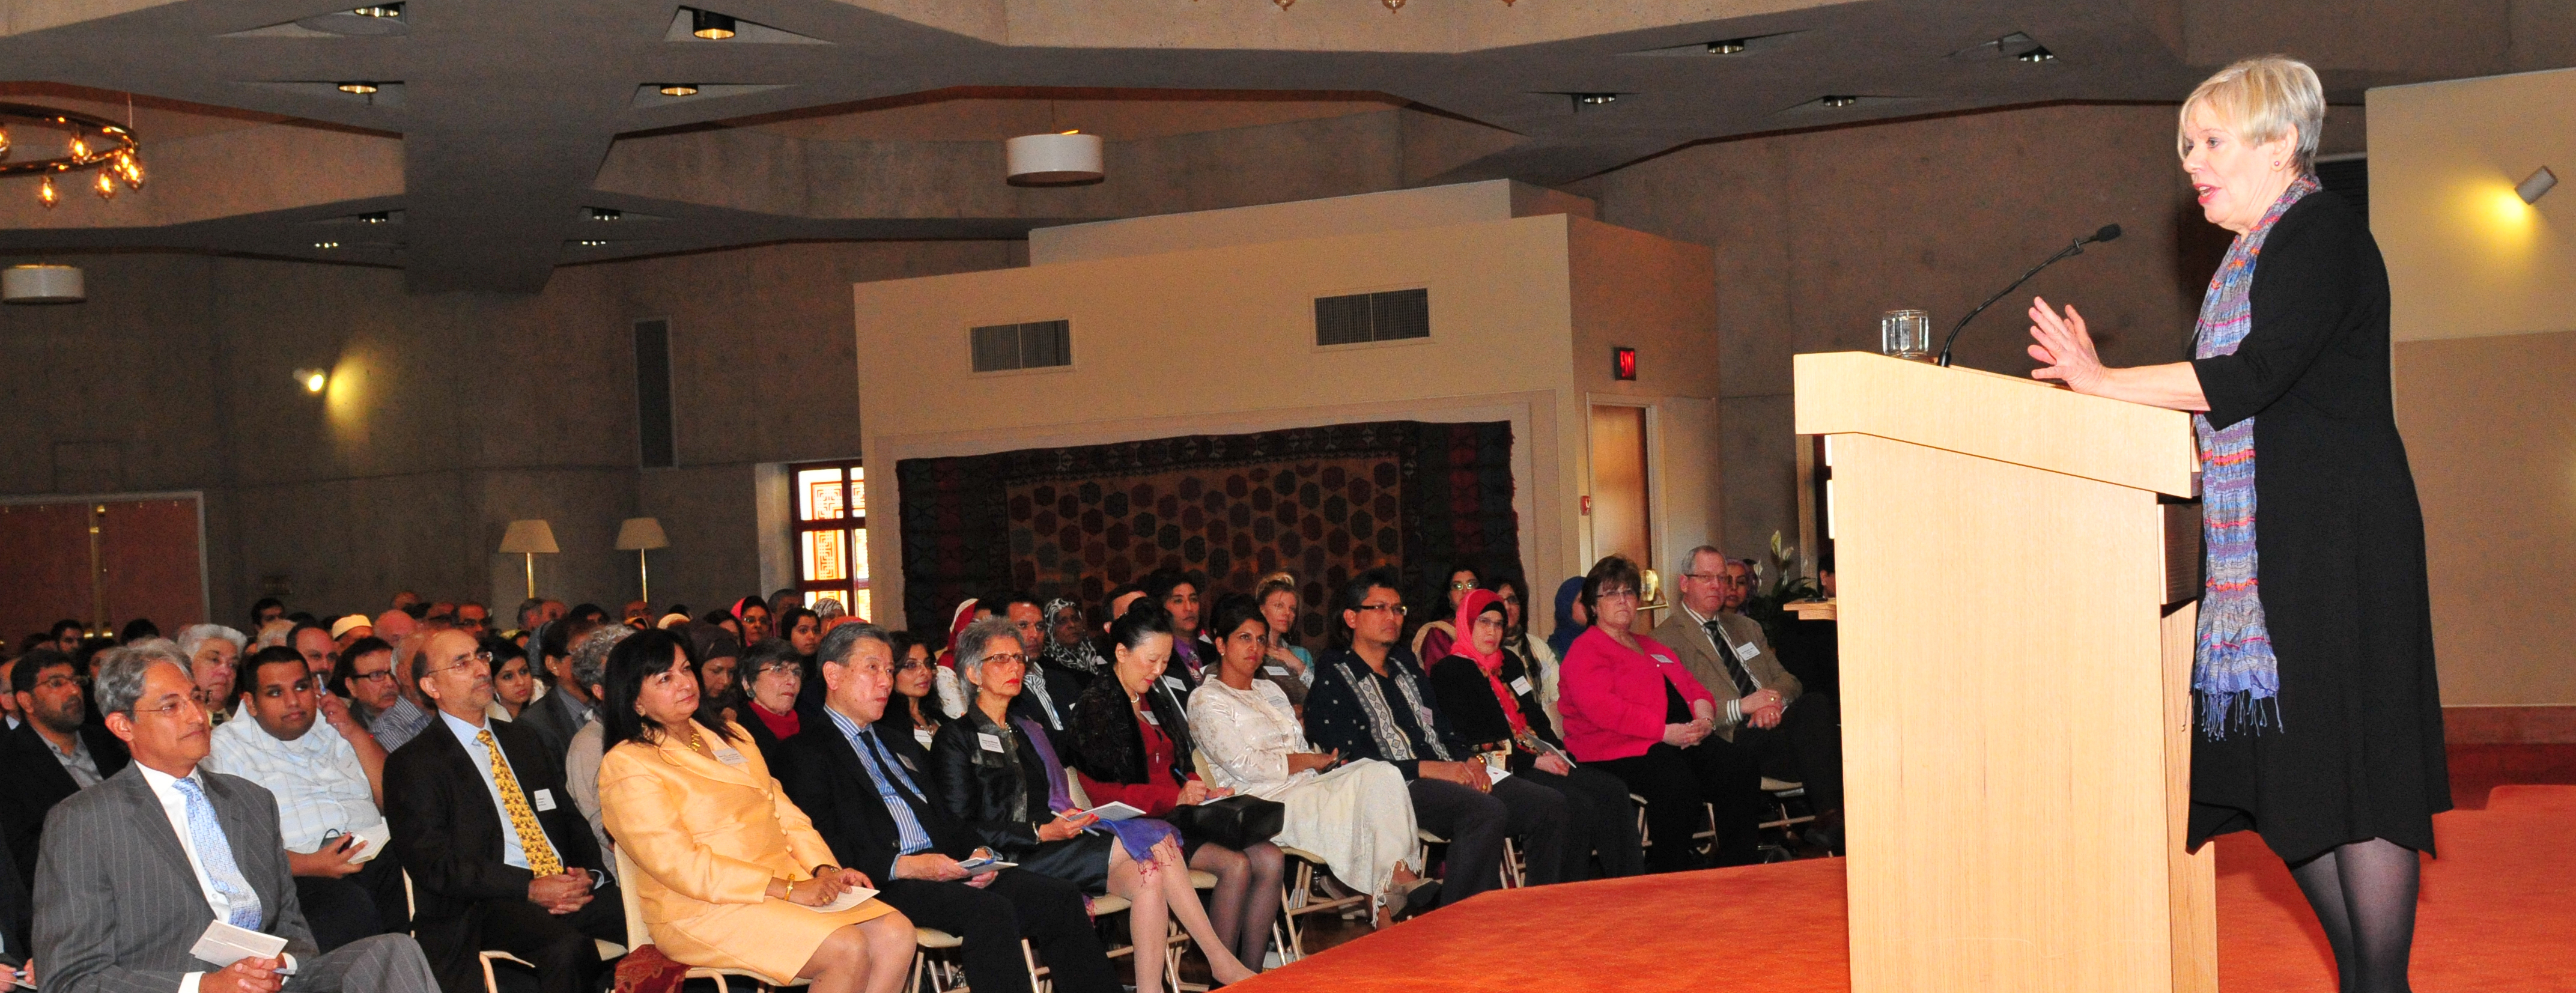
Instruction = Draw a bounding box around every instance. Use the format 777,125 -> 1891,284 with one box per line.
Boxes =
1881,309 -> 1931,360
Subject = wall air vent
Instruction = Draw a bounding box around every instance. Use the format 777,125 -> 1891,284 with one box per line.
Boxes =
970,319 -> 1072,372
1313,288 -> 1429,346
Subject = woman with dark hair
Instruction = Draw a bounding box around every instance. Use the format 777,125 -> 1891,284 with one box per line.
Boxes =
1407,562 -> 1480,664
597,629 -> 914,993
934,615 -> 1252,993
699,610 -> 741,642
1557,556 -> 1764,870
887,633 -> 944,749
1428,588 -> 1644,880
777,606 -> 823,660
487,641 -> 536,722
117,618 -> 160,645
738,638 -> 806,761
1068,606 -> 1280,976
731,597 -> 774,647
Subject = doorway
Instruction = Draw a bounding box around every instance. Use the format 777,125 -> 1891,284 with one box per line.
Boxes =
1589,404 -> 1653,574
0,495 -> 207,641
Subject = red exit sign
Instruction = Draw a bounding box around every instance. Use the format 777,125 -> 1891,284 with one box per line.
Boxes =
1612,346 -> 1638,381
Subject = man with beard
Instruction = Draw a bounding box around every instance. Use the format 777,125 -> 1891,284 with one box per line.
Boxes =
1,649 -> 132,882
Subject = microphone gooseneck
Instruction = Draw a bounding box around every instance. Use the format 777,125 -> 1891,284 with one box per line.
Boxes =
1934,223 -> 2123,368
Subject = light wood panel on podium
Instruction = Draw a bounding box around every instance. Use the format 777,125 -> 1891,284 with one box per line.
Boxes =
1794,351 -> 2211,993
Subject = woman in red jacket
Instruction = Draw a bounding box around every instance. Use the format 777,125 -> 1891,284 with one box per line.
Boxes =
1555,556 -> 1765,870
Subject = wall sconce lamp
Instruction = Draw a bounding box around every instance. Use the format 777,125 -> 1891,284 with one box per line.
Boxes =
499,519 -> 559,600
615,517 -> 670,602
2518,166 -> 2557,205
294,368 -> 329,393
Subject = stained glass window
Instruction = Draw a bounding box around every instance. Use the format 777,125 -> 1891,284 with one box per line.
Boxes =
791,460 -> 869,622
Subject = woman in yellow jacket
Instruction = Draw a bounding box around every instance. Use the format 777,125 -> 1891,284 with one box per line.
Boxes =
598,628 -> 916,993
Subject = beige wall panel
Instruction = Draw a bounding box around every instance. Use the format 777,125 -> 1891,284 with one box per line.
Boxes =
2372,68 -> 2576,342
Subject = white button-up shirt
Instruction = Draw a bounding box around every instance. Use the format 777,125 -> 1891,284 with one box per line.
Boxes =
439,710 -> 555,870
205,717 -> 383,852
139,764 -> 297,993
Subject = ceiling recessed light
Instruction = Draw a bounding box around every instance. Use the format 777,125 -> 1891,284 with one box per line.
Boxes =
577,240 -> 611,247
590,207 -> 624,220
658,84 -> 699,97
350,4 -> 401,17
690,10 -> 737,39
314,241 -> 341,249
1820,95 -> 1859,108
358,211 -> 390,224
1575,93 -> 1618,106
2017,46 -> 2056,62
336,82 -> 378,95
1707,39 -> 1748,55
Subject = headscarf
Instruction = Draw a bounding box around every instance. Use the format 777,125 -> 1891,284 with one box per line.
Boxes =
935,598 -> 977,671
1448,589 -> 1526,736
1039,598 -> 1107,675
1546,577 -> 1587,658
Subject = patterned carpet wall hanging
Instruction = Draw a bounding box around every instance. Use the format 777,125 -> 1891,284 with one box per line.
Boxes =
896,419 -> 1519,639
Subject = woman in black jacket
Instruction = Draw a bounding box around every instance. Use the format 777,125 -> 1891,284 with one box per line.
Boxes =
1426,589 -> 1643,881
932,616 -> 1252,993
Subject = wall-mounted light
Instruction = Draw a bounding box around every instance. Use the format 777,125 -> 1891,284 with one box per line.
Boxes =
1006,130 -> 1104,185
2518,166 -> 2557,204
2,264 -> 84,304
295,368 -> 329,393
336,82 -> 379,95
658,84 -> 699,97
690,9 -> 737,38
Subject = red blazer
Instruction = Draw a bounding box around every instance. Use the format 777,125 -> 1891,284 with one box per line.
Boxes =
1557,627 -> 1715,762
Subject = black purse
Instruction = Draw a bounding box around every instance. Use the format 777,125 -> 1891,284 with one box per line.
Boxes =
1164,794 -> 1286,849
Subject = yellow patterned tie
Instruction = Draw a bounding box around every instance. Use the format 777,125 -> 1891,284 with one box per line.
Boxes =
478,729 -> 563,876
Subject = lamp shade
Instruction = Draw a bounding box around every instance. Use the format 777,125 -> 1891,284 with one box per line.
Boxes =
499,518 -> 559,554
3,264 -> 85,304
615,517 -> 670,551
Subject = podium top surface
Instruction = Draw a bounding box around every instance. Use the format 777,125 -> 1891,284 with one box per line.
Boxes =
1794,351 -> 2198,498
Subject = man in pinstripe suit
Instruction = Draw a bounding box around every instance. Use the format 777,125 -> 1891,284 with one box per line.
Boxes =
32,643 -> 436,993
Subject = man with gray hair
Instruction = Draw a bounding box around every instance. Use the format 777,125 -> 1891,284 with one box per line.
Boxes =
1653,545 -> 1844,852
559,625 -> 631,859
35,644 -> 439,993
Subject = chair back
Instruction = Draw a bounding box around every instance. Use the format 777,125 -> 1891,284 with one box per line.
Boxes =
1192,749 -> 1214,782
613,847 -> 651,949
1064,768 -> 1092,809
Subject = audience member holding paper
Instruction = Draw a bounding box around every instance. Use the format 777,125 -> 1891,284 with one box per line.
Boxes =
32,645 -> 437,993
597,628 -> 916,993
779,623 -> 1118,993
934,616 -> 1255,993
383,629 -> 622,993
205,646 -> 408,952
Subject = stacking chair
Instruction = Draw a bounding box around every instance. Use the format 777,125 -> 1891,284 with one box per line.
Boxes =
610,848 -> 804,992
402,868 -> 630,993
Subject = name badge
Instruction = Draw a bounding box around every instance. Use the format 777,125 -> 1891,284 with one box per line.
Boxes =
1263,665 -> 1290,676
1162,675 -> 1186,691
1510,676 -> 1534,696
978,732 -> 1006,753
1650,654 -> 1677,667
913,729 -> 935,749
1731,639 -> 1760,663
532,788 -> 557,812
1140,709 -> 1161,726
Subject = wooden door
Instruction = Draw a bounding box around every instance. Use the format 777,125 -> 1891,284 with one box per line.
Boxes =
0,496 -> 205,641
1588,403 -> 1653,572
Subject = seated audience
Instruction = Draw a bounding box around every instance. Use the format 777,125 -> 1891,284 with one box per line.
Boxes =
251,598 -> 288,631
207,645 -> 407,950
453,603 -> 491,640
1186,594 -> 1429,921
1427,591 -> 1644,880
1065,609 -> 1283,973
778,606 -> 823,660
1654,546 -> 1844,851
931,615 -> 1254,992
117,619 -> 160,645
1408,562 -> 1480,664
330,614 -> 374,653
1139,571 -> 1212,689
486,641 -> 536,723
560,625 -> 631,862
34,646 -> 438,993
1250,573 -> 1313,708
1305,567 -> 1569,912
385,629 -> 621,993
330,636 -> 401,733
1546,577 -> 1588,660
1560,555 -> 1762,869
1768,553 -> 1839,696
737,639 -> 805,762
680,622 -> 744,726
365,634 -> 437,752
998,593 -> 1076,742
1036,598 -> 1108,694
0,830 -> 26,988
47,621 -> 85,656
515,619 -> 598,762
596,630 -> 915,993
731,597 -> 774,646
930,598 -> 986,719
780,624 -> 1118,993
1488,575 -> 1565,731
619,600 -> 652,630
178,624 -> 247,724
292,622 -> 339,682
887,634 -> 944,749
2,649 -> 131,884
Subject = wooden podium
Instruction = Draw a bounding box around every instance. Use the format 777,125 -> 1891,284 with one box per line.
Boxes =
1794,351 -> 2214,993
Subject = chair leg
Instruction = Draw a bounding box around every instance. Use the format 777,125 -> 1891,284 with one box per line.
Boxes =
479,956 -> 500,993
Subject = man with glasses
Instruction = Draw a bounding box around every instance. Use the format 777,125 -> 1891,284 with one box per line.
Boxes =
34,644 -> 439,993
1653,546 -> 1845,853
365,636 -> 438,752
331,637 -> 402,734
208,646 -> 406,951
451,603 -> 490,639
1,649 -> 132,884
1303,567 -> 1569,916
384,629 -> 619,993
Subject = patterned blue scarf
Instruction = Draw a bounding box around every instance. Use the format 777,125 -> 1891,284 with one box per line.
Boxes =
2191,174 -> 2319,738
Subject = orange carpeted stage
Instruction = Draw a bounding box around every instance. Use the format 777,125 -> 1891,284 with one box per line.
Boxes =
1235,785 -> 2576,992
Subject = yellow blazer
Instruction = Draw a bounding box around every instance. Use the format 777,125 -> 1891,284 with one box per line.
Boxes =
598,720 -> 895,983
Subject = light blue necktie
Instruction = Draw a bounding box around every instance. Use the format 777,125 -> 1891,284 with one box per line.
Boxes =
171,777 -> 264,929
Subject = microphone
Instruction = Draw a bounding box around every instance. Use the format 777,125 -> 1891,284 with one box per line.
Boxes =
1934,223 -> 2122,368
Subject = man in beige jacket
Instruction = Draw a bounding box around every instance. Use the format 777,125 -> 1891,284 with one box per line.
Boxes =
1649,547 -> 1844,849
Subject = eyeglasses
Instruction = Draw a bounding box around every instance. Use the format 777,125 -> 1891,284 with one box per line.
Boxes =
1352,603 -> 1408,616
979,652 -> 1027,668
1449,581 -> 1478,591
1596,588 -> 1641,602
422,651 -> 494,678
129,696 -> 202,720
1680,572 -> 1723,582
347,669 -> 395,684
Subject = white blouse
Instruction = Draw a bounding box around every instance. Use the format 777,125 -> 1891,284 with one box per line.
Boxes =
1186,678 -> 1320,800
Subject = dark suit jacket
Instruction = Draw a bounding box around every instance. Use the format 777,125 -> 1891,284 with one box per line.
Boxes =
0,719 -> 130,884
35,765 -> 322,993
511,690 -> 588,770
779,712 -> 977,878
384,714 -> 605,946
0,820 -> 28,964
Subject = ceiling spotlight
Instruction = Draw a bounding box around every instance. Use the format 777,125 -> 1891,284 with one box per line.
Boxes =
1820,95 -> 1859,108
1707,39 -> 1748,54
2518,166 -> 2557,204
336,82 -> 379,95
690,9 -> 737,39
314,241 -> 341,249
590,207 -> 624,220
1575,93 -> 1618,106
577,240 -> 610,247
295,368 -> 329,393
2017,46 -> 2056,62
350,4 -> 401,17
658,84 -> 699,97
358,211 -> 390,223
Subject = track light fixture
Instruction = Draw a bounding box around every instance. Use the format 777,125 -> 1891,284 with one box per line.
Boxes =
658,84 -> 699,97
691,9 -> 737,39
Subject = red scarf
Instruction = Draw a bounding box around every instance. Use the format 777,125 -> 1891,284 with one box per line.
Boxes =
1450,589 -> 1527,736
750,700 -> 800,739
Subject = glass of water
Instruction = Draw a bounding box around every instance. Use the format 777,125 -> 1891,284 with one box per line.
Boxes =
1880,309 -> 1931,360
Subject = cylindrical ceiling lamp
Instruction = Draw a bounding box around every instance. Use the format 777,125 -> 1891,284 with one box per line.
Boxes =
1005,131 -> 1104,186
3,264 -> 85,304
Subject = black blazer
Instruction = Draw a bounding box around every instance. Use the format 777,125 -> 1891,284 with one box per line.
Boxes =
0,718 -> 130,884
1063,675 -> 1194,791
778,713 -> 975,878
0,816 -> 28,964
737,706 -> 794,773
928,708 -> 1058,858
384,714 -> 606,922
1426,652 -> 1564,774
512,690 -> 587,769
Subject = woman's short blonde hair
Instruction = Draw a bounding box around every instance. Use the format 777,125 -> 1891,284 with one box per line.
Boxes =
2179,55 -> 2325,172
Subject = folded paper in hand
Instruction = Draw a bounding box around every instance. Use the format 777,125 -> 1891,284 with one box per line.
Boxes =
955,854 -> 1017,873
190,919 -> 288,967
1078,802 -> 1146,822
798,887 -> 881,914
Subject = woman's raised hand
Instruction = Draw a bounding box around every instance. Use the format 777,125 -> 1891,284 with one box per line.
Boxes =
2026,296 -> 2107,393
1037,810 -> 1097,842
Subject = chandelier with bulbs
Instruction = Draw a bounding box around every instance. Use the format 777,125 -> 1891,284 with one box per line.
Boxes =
0,103 -> 145,208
